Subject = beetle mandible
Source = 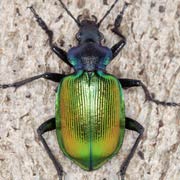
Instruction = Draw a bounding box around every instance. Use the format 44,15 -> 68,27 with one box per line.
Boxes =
0,0 -> 180,180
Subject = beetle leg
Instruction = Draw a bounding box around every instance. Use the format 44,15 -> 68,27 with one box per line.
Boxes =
119,78 -> 180,106
52,45 -> 73,67
0,72 -> 65,89
37,118 -> 64,180
119,117 -> 144,180
111,2 -> 129,59
28,6 -> 73,67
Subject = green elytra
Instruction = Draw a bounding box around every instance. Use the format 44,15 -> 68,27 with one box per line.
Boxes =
56,70 -> 125,170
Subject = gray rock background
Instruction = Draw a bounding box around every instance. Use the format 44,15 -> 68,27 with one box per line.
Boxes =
0,0 -> 180,180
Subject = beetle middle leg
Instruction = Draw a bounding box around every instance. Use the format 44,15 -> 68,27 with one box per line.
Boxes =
28,6 -> 73,67
37,118 -> 64,180
0,72 -> 65,89
119,78 -> 180,106
111,2 -> 129,59
119,117 -> 144,180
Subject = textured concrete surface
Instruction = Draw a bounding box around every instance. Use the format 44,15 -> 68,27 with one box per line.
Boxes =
0,0 -> 180,180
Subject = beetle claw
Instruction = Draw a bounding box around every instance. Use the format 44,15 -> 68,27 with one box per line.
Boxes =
62,171 -> 67,180
0,84 -> 10,89
144,94 -> 151,103
116,170 -> 125,180
120,175 -> 125,180
124,1 -> 132,6
57,168 -> 66,180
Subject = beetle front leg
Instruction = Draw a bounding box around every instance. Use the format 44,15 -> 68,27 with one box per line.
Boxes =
111,2 -> 129,59
28,6 -> 73,67
37,118 -> 64,180
119,117 -> 144,180
0,72 -> 65,89
119,78 -> 180,106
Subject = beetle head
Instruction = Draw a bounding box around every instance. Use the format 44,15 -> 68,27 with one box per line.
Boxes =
58,0 -> 120,44
76,17 -> 104,44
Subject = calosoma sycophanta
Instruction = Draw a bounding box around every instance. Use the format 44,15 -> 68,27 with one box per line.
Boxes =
0,0 -> 180,180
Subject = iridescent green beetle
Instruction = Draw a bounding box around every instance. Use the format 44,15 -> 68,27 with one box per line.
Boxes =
1,0 -> 179,180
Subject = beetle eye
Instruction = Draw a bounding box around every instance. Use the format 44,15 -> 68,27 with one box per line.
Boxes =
99,32 -> 104,41
76,32 -> 82,40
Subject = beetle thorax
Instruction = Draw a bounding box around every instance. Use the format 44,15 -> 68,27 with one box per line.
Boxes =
68,43 -> 112,72
81,55 -> 99,72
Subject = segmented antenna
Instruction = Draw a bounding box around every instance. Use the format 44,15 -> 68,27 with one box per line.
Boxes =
97,0 -> 119,27
58,0 -> 81,26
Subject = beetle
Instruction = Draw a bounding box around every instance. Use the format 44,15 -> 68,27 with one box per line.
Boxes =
0,0 -> 180,180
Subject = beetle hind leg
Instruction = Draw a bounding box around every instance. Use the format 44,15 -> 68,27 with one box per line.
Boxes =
37,118 -> 64,180
118,117 -> 144,180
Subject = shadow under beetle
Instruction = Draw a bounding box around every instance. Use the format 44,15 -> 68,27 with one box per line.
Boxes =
1,0 -> 180,179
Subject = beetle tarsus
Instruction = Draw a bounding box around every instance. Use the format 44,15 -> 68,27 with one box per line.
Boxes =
57,170 -> 63,180
28,5 -> 53,45
0,83 -> 21,89
111,2 -> 128,59
119,78 -> 180,107
120,162 -> 128,180
113,2 -> 129,30
140,82 -> 180,107
144,96 -> 180,107
0,84 -> 10,89
0,73 -> 65,90
114,2 -> 129,29
116,169 -> 125,180
120,174 -> 125,180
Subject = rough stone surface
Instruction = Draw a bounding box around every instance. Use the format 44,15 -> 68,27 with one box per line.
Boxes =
0,0 -> 180,180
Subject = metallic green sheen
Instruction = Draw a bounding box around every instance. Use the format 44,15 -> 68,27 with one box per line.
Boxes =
55,71 -> 125,170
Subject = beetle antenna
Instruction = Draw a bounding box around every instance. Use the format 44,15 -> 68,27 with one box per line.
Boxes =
58,0 -> 81,27
97,0 -> 119,27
